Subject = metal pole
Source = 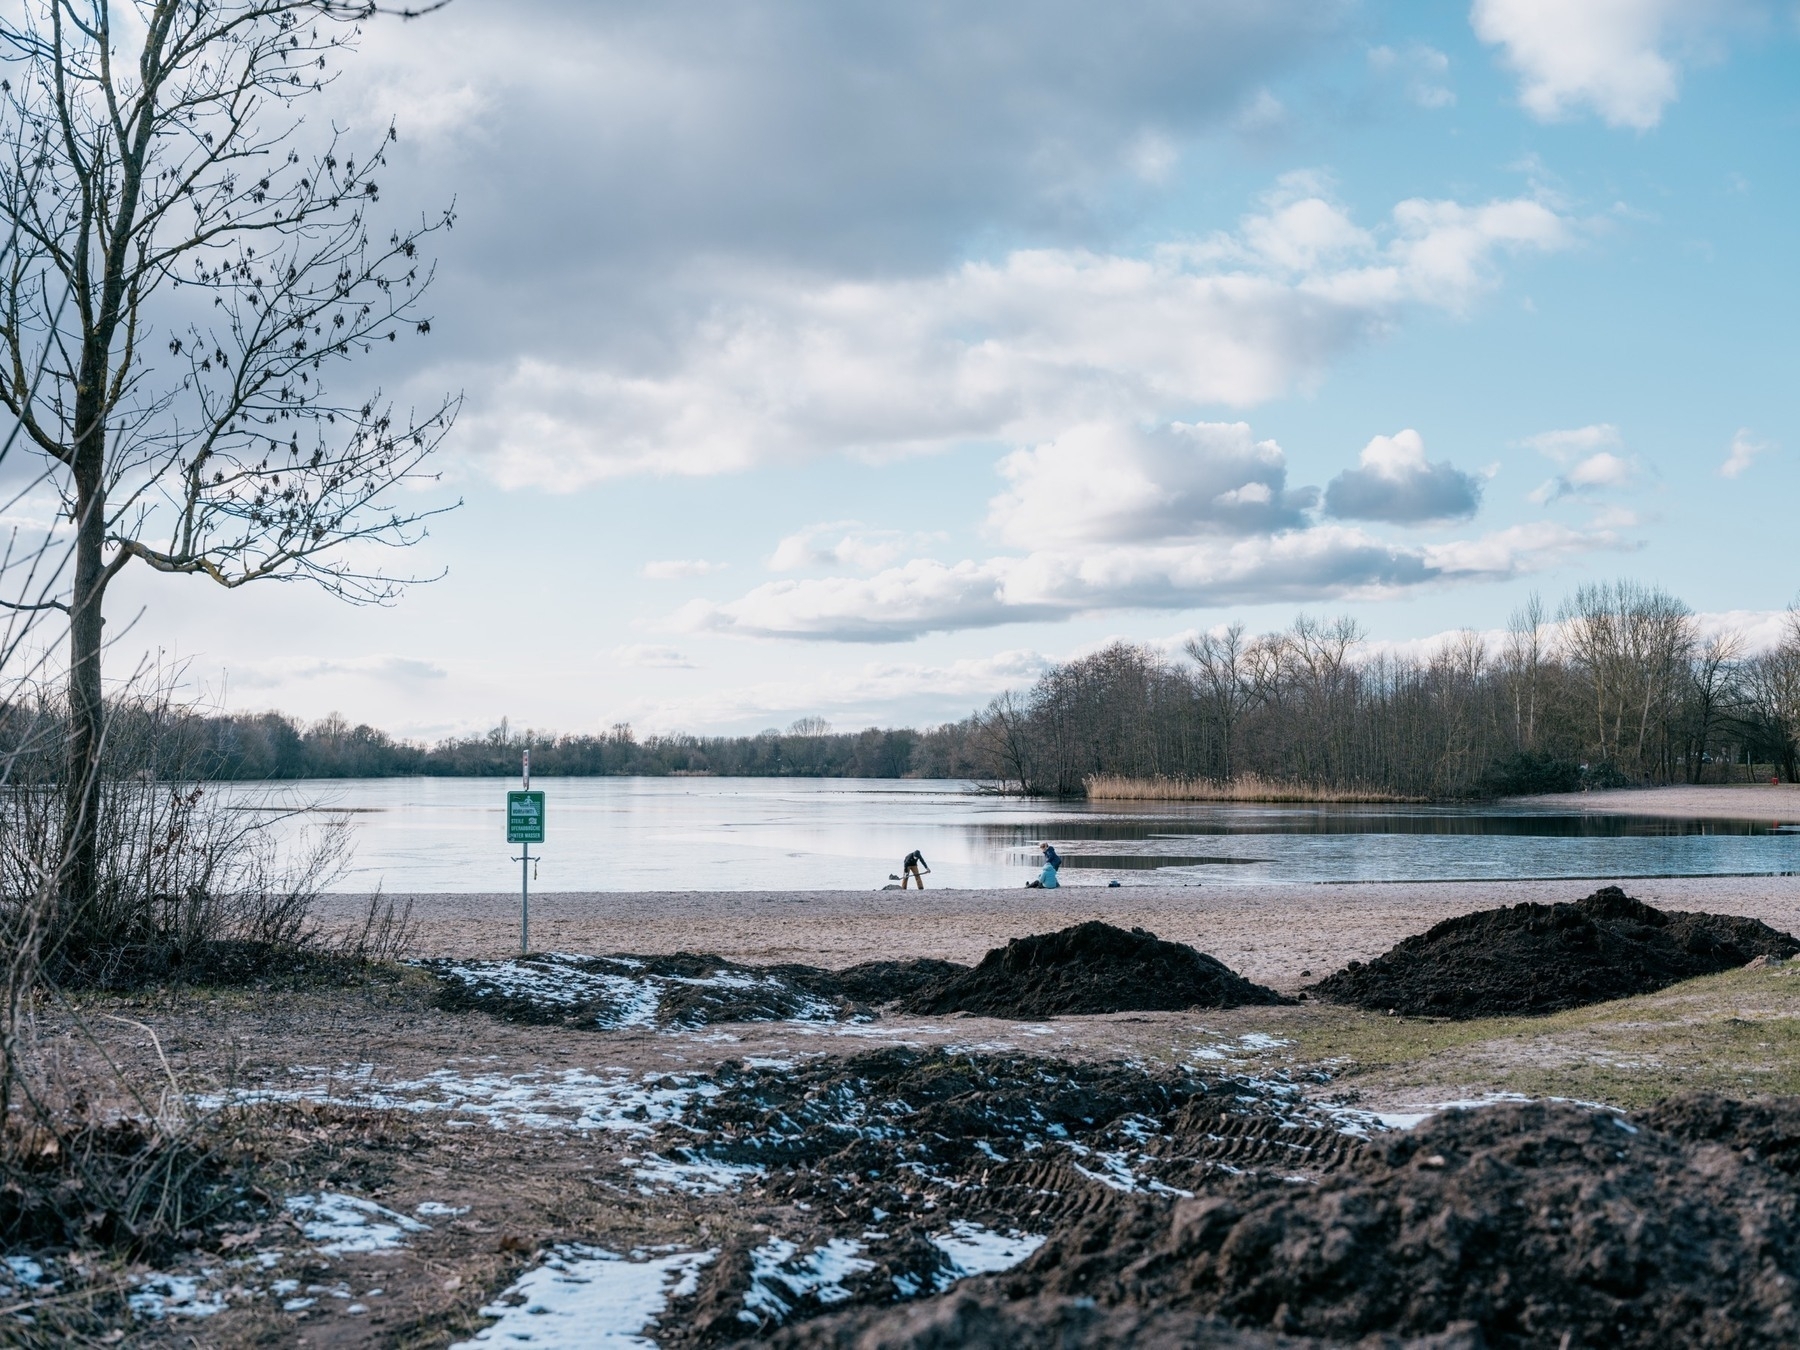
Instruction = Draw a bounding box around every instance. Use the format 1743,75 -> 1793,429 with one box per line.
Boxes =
521,747 -> 531,954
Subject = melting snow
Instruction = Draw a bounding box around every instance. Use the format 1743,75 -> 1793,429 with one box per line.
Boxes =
128,1273 -> 228,1319
453,1244 -> 713,1348
204,1063 -> 717,1135
740,1238 -> 876,1322
286,1193 -> 428,1255
2,1256 -> 51,1291
930,1221 -> 1045,1284
626,1151 -> 766,1195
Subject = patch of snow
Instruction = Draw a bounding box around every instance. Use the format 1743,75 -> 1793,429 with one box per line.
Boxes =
3,1256 -> 51,1290
930,1221 -> 1045,1286
628,1151 -> 765,1195
286,1192 -> 428,1255
129,1273 -> 228,1319
740,1238 -> 876,1323
205,1064 -> 718,1136
426,954 -> 662,1029
453,1244 -> 713,1348
415,1201 -> 469,1217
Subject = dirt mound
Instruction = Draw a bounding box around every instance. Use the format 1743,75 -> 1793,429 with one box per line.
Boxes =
904,922 -> 1291,1019
420,951 -> 965,1029
1639,1091 -> 1800,1180
827,958 -> 970,1005
1310,886 -> 1799,1018
764,1100 -> 1800,1349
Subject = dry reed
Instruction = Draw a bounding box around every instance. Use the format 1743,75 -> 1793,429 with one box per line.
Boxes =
1083,773 -> 1422,804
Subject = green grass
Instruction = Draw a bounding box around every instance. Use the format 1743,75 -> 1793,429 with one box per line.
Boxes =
1274,966 -> 1800,1108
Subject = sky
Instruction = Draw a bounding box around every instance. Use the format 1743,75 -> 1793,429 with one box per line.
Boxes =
65,1 -> 1800,739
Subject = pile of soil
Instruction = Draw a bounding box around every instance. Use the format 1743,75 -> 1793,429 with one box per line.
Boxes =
1639,1090 -> 1800,1179
761,1100 -> 1800,1349
1310,886 -> 1799,1018
904,922 -> 1290,1019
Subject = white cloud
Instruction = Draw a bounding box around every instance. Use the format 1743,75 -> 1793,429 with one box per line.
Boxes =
1322,429 -> 1483,523
458,185 -> 1571,490
641,559 -> 728,580
675,519 -> 1626,643
1523,423 -> 1624,461
768,523 -> 941,573
1524,424 -> 1640,502
1470,0 -> 1713,130
622,649 -> 1054,732
1719,427 -> 1771,478
1368,43 -> 1455,108
987,421 -> 1313,547
614,644 -> 695,669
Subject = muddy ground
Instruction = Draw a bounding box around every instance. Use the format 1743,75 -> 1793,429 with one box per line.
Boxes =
10,880 -> 1800,1347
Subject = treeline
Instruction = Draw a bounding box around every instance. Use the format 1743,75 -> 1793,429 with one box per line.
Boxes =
961,582 -> 1800,797
130,711 -> 987,781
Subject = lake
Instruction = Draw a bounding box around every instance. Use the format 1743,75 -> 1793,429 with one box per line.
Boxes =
222,777 -> 1800,893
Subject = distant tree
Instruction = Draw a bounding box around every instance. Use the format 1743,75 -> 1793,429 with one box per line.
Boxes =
0,0 -> 458,927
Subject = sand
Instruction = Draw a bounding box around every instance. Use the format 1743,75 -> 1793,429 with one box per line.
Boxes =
330,874 -> 1800,993
1505,782 -> 1800,820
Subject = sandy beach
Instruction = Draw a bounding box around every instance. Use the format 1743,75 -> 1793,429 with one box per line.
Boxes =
333,872 -> 1800,991
1506,782 -> 1800,820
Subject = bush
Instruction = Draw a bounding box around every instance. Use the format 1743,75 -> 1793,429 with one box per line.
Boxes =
1477,751 -> 1583,797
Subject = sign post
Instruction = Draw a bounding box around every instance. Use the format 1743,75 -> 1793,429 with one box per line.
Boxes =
506,748 -> 545,953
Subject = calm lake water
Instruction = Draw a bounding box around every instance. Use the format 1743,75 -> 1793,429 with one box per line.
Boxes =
224,777 -> 1800,894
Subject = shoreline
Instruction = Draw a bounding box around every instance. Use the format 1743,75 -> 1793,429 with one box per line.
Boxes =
333,873 -> 1800,991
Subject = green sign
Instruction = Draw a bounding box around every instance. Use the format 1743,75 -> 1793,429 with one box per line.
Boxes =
506,790 -> 545,843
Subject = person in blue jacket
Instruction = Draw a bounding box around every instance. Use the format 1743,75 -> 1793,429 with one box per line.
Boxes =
1027,841 -> 1062,888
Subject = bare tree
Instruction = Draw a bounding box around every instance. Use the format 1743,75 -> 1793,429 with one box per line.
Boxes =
1185,622 -> 1256,780
0,0 -> 458,933
1502,591 -> 1547,750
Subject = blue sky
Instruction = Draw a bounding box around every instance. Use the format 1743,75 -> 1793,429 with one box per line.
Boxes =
101,0 -> 1800,739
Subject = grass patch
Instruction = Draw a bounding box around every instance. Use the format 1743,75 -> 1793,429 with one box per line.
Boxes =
1284,967 -> 1800,1108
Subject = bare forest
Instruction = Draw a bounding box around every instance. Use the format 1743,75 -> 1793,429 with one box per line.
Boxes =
965,582 -> 1800,798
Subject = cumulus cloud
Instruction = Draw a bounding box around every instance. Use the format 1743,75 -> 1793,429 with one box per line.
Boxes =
1524,424 -> 1638,503
462,185 -> 1571,488
641,559 -> 728,580
1719,428 -> 1771,478
1471,0 -> 1715,129
1323,429 -> 1483,523
674,519 -> 1624,643
988,421 -> 1315,547
768,523 -> 941,573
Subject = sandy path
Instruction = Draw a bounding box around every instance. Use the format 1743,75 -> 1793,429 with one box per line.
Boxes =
1506,783 -> 1800,820
328,875 -> 1800,993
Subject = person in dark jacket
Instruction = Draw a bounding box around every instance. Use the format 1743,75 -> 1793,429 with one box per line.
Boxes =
902,849 -> 930,888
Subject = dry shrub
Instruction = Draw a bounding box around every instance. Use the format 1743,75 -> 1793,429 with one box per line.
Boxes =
1083,772 -> 1420,804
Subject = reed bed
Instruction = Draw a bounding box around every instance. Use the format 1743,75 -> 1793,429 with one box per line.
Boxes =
1083,773 -> 1422,804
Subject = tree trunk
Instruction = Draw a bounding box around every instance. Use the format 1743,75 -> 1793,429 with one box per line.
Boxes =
59,385 -> 109,953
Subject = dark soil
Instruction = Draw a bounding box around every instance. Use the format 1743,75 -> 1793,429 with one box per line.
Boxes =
655,1048 -> 1357,1345
760,1099 -> 1800,1349
1639,1090 -> 1800,1179
905,922 -> 1291,1019
1310,886 -> 1799,1018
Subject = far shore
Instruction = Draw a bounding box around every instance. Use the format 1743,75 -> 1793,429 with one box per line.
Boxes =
1505,782 -> 1800,820
331,873 -> 1800,993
